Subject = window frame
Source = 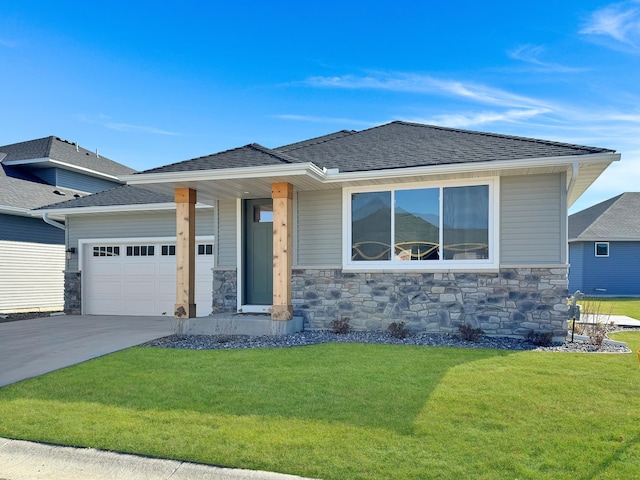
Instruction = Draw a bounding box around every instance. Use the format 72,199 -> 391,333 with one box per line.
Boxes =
342,177 -> 499,271
595,242 -> 609,257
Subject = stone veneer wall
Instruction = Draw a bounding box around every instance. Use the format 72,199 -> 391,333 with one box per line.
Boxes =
212,269 -> 238,313
291,267 -> 569,341
64,270 -> 82,315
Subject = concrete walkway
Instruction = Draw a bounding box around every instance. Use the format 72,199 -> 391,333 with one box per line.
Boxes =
0,437 -> 315,480
0,315 -> 176,387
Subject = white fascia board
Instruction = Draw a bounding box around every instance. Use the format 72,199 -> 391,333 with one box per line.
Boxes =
322,152 -> 620,184
4,157 -> 124,182
570,237 -> 639,243
121,162 -> 326,184
30,202 -> 214,216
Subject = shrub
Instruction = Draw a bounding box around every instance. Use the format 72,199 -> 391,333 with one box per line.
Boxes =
584,322 -> 607,349
459,323 -> 483,342
526,330 -> 554,347
388,322 -> 409,339
330,316 -> 351,334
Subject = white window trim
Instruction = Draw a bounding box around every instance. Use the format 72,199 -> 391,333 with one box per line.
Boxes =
595,242 -> 609,257
342,177 -> 500,271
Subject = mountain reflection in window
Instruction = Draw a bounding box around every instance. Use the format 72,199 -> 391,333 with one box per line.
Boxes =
443,185 -> 489,260
352,191 -> 391,260
394,188 -> 440,261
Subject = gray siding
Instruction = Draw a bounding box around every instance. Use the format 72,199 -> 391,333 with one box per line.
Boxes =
34,168 -> 121,193
0,213 -> 65,244
67,210 -> 214,270
216,200 -> 237,268
501,173 -> 565,264
296,189 -> 342,265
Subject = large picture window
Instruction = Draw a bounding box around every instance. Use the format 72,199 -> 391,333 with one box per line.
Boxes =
347,181 -> 494,269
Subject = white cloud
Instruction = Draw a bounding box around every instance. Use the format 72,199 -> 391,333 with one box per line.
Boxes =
0,39 -> 17,48
304,72 -> 552,110
401,108 -> 551,129
509,44 -> 586,72
77,114 -> 181,136
580,2 -> 640,51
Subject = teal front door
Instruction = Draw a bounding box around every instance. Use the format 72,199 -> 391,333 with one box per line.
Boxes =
244,199 -> 273,305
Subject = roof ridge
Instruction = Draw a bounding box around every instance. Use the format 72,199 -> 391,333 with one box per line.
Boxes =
391,120 -> 616,154
276,130 -> 358,152
247,143 -> 301,164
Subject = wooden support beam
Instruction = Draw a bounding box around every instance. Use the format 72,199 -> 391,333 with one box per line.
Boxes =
174,187 -> 196,319
271,182 -> 293,320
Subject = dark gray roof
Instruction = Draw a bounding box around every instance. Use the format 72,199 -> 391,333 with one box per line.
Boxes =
569,193 -> 640,240
274,121 -> 615,172
37,185 -> 173,210
0,136 -> 136,177
140,121 -> 614,176
142,144 -> 301,174
0,163 -> 84,210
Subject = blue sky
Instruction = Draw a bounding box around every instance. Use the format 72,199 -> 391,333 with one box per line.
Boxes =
1,1 -> 639,213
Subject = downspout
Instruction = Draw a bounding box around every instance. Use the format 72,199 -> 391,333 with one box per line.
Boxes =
566,162 -> 579,205
42,212 -> 66,231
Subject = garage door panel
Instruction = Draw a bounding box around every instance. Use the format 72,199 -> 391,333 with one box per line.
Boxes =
84,241 -> 214,317
90,263 -> 123,276
124,263 -> 157,275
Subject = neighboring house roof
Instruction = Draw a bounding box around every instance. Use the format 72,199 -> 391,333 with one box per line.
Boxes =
0,136 -> 135,178
0,136 -> 136,214
569,192 -> 640,241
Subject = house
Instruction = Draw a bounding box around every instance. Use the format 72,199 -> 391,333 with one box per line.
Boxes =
0,136 -> 135,313
37,121 -> 619,340
569,192 -> 640,296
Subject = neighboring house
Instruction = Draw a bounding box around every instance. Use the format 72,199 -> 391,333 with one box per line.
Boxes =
568,192 -> 640,296
38,121 -> 619,340
0,136 -> 135,313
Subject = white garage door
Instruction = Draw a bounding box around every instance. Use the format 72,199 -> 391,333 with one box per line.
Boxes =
83,240 -> 214,317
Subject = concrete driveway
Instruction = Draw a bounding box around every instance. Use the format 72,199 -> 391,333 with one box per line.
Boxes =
0,315 -> 175,387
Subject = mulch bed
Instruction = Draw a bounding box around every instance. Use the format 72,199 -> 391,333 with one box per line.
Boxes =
0,312 -> 59,323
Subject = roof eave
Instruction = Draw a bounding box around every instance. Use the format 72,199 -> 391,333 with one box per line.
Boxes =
32,202 -> 214,216
4,158 -> 127,183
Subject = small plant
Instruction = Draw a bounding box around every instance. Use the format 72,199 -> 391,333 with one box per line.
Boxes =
459,323 -> 483,342
526,330 -> 554,347
584,322 -> 607,349
330,316 -> 351,334
388,322 -> 409,339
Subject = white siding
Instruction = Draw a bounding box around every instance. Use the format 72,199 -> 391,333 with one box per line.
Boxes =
501,173 -> 565,264
67,210 -> 214,271
297,189 -> 342,265
216,200 -> 237,268
0,240 -> 64,312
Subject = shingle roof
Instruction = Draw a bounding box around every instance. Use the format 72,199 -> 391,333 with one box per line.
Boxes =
0,164 -> 84,210
0,136 -> 135,177
139,121 -> 614,176
37,185 -> 173,210
141,144 -> 301,174
274,121 -> 615,172
569,193 -> 640,240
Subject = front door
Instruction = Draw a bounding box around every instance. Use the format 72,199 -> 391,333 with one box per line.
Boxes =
244,199 -> 273,305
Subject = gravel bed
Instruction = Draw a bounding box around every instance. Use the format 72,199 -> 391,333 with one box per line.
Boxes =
142,329 -> 633,354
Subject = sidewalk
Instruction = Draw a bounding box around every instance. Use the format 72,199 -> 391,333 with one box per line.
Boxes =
0,437 -> 316,480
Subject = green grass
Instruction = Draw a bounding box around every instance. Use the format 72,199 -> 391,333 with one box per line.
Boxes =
588,297 -> 640,319
1,338 -> 640,479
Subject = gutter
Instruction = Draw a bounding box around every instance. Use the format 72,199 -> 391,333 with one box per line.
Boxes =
42,212 -> 66,231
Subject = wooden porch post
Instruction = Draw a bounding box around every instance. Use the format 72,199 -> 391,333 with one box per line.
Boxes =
174,187 -> 196,318
271,182 -> 293,320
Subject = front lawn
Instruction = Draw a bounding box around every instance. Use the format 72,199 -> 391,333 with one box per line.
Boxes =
588,297 -> 640,319
1,335 -> 639,479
